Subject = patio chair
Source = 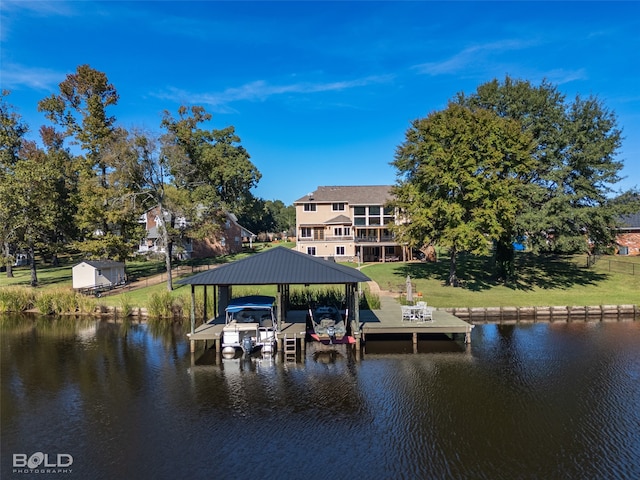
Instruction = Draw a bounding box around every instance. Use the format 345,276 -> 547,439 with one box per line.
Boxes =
418,305 -> 434,322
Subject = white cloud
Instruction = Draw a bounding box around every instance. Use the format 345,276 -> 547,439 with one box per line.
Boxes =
0,63 -> 62,91
152,75 -> 394,110
541,68 -> 588,86
412,39 -> 538,76
0,0 -> 76,15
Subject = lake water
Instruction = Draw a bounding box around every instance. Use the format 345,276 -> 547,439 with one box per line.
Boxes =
1,315 -> 639,480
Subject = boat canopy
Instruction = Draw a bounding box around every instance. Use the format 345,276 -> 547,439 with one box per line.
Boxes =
225,295 -> 276,313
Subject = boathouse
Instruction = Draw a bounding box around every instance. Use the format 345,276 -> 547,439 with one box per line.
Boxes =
177,246 -> 371,350
178,246 -> 475,356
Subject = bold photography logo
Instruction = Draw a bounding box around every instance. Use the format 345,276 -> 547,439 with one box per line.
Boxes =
13,452 -> 73,473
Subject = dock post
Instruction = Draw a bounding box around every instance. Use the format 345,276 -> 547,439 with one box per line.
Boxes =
465,330 -> 471,344
190,339 -> 196,353
412,332 -> 418,353
214,337 -> 220,354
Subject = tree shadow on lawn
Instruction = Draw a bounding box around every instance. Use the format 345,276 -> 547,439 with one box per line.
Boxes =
393,252 -> 608,292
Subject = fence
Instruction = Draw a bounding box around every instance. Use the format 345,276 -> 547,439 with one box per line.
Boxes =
588,255 -> 638,275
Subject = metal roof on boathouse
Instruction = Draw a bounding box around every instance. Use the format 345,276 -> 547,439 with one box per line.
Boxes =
177,246 -> 370,286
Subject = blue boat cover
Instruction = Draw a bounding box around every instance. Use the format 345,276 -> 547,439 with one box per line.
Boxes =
225,295 -> 276,313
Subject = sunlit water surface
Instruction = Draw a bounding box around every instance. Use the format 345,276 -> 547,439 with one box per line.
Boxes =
2,315 -> 639,480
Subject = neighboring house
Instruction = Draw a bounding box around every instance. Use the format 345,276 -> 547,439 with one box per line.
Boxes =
137,207 -> 255,259
294,185 -> 410,262
616,212 -> 640,256
72,260 -> 126,290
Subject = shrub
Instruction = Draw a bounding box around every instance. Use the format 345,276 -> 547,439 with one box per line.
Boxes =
33,292 -> 54,314
360,291 -> 380,310
119,294 -> 133,318
289,287 -> 346,309
147,291 -> 175,319
77,295 -> 97,315
50,289 -> 79,314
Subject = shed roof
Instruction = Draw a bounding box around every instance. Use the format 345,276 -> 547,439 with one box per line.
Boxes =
177,246 -> 370,286
74,260 -> 125,269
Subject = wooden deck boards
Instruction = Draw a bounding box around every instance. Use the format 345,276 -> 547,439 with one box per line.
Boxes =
359,295 -> 473,336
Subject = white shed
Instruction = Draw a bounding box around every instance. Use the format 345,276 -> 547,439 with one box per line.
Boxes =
72,260 -> 126,290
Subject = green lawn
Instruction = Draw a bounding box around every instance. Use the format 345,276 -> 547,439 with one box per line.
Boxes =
360,253 -> 640,308
2,248 -> 638,310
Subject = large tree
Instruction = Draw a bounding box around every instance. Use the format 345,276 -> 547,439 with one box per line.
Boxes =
5,140 -> 68,286
0,90 -> 28,278
458,77 -> 629,261
37,65 -> 133,259
101,105 -> 261,290
104,128 -> 177,290
391,102 -> 534,286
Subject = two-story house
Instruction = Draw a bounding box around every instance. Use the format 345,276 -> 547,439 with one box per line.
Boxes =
294,185 -> 409,262
138,207 -> 255,259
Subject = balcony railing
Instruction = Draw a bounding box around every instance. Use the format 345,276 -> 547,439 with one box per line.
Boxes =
355,235 -> 396,243
297,235 -> 354,242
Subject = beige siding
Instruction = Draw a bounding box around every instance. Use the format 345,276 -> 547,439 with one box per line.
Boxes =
294,186 -> 405,262
72,263 -> 96,289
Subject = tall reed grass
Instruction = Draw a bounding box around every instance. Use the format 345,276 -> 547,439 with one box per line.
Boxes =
0,287 -> 35,312
0,287 -> 100,315
147,291 -> 184,319
118,294 -> 133,318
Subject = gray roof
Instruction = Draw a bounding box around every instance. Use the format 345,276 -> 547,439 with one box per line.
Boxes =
619,212 -> 640,229
177,246 -> 370,286
324,214 -> 352,225
294,185 -> 394,205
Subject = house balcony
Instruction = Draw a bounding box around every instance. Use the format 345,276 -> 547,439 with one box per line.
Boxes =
355,235 -> 396,243
297,235 -> 354,242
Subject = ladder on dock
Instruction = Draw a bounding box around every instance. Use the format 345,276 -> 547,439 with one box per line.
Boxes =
283,335 -> 297,361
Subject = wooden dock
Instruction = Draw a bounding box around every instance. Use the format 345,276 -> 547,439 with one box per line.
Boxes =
357,295 -> 474,345
188,294 -> 473,354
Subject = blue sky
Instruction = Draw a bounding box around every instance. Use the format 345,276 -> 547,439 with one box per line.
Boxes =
2,1 -> 639,205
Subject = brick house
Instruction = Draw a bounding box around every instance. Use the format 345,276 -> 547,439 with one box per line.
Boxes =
294,185 -> 412,262
138,207 -> 254,259
616,212 -> 640,256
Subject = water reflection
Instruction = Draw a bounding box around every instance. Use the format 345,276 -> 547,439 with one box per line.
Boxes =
1,315 -> 639,480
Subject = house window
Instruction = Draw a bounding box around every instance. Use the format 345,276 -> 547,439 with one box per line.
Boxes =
344,227 -> 351,235
369,206 -> 380,216
332,203 -> 345,211
334,227 -> 343,236
307,247 -> 316,256
354,206 -> 366,215
301,227 -> 312,238
304,203 -> 316,212
336,246 -> 345,256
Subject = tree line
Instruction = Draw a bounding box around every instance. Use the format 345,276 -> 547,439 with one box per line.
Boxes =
0,65 -> 294,288
391,76 -> 639,286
